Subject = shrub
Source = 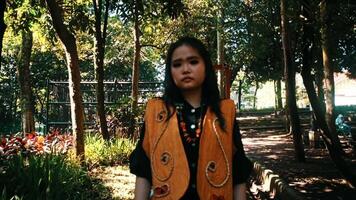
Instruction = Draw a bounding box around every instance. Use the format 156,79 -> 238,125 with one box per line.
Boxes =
0,154 -> 108,200
106,97 -> 145,138
85,133 -> 135,167
0,131 -> 72,158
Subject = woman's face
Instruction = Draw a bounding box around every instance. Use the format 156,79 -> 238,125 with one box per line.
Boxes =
170,45 -> 206,93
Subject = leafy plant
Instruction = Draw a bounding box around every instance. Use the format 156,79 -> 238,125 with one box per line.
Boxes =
0,130 -> 73,158
85,133 -> 135,168
0,154 -> 108,200
106,96 -> 145,138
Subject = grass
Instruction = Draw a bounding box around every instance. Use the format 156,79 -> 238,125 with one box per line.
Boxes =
85,133 -> 136,167
0,132 -> 137,200
0,154 -> 109,200
89,165 -> 135,200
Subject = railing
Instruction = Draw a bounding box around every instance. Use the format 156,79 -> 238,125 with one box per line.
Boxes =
44,80 -> 163,133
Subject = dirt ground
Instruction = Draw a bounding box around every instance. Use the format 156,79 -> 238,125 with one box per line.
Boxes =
91,129 -> 356,200
242,129 -> 356,200
90,165 -> 135,200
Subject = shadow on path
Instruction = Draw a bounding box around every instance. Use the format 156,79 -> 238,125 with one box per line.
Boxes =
242,129 -> 356,200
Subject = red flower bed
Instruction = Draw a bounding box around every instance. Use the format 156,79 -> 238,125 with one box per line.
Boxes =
0,129 -> 73,158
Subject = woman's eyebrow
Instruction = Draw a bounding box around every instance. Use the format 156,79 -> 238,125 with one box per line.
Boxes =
172,58 -> 182,63
173,56 -> 199,62
187,56 -> 200,60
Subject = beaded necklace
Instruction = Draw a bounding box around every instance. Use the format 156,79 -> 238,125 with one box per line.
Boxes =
176,104 -> 203,143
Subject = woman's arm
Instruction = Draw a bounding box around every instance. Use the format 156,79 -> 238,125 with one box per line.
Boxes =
134,176 -> 151,200
234,183 -> 247,200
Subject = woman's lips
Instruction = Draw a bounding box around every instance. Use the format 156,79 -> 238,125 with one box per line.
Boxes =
182,77 -> 193,82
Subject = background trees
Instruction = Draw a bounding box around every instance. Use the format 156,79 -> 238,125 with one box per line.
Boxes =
0,0 -> 6,70
93,0 -> 110,140
280,0 -> 305,162
45,0 -> 85,159
1,0 -> 355,185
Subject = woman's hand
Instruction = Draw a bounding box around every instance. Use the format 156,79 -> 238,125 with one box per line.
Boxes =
234,183 -> 247,200
134,176 -> 151,200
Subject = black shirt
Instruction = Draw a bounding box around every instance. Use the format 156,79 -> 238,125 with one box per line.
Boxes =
129,101 -> 252,199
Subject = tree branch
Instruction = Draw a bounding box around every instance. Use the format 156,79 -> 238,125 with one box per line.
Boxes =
140,44 -> 162,49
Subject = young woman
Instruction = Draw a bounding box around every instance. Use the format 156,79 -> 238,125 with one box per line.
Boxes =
129,36 -> 252,200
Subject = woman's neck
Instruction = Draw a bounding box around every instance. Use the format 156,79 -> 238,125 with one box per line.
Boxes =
181,89 -> 202,108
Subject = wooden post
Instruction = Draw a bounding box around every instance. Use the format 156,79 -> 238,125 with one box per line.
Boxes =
214,64 -> 232,98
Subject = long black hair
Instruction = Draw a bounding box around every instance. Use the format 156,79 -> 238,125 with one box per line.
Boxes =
163,36 -> 225,129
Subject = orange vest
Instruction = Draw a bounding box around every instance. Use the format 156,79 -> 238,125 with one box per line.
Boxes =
142,98 -> 236,200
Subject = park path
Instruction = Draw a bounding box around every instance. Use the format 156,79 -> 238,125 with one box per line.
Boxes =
241,129 -> 356,200
90,165 -> 135,200
90,128 -> 356,200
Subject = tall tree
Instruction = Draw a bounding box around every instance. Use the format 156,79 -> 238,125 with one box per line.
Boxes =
252,81 -> 259,109
320,0 -> 336,133
131,0 -> 141,118
0,0 -> 6,70
216,4 -> 227,98
280,0 -> 305,162
6,0 -> 41,135
116,0 -> 185,136
300,0 -> 355,186
45,0 -> 85,160
274,79 -> 283,110
17,28 -> 35,134
93,0 -> 110,140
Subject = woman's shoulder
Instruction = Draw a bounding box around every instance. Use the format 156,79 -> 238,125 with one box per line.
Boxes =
219,98 -> 235,108
146,97 -> 165,108
147,97 -> 164,103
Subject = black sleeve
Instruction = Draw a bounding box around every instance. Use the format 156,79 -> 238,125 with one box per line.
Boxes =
129,122 -> 152,183
232,119 -> 253,185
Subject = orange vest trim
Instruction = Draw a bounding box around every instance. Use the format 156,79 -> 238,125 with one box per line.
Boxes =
142,98 -> 236,200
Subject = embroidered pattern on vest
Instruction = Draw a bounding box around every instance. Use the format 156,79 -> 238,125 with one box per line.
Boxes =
205,118 -> 231,188
156,110 -> 166,122
151,111 -> 174,182
153,183 -> 170,197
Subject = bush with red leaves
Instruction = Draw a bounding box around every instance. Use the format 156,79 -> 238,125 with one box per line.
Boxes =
0,128 -> 73,158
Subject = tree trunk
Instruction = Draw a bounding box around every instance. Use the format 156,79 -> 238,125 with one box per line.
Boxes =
238,79 -> 242,111
280,0 -> 305,162
0,0 -> 6,70
17,29 -> 35,134
217,9 -> 226,98
130,0 -> 141,137
302,0 -> 345,154
274,80 -> 277,111
253,81 -> 259,109
93,0 -> 110,140
45,0 -> 85,160
320,0 -> 336,133
315,69 -> 325,108
300,0 -> 355,186
230,66 -> 240,86
276,79 -> 282,109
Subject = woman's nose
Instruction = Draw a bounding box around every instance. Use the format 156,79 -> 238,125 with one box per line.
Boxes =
182,63 -> 190,73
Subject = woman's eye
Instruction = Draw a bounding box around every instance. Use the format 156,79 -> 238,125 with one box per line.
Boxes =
190,60 -> 199,65
172,63 -> 181,68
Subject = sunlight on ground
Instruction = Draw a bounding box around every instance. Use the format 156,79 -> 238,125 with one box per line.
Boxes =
87,130 -> 355,200
90,165 -> 135,200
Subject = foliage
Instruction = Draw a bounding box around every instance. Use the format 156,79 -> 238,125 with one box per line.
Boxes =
223,0 -> 284,83
1,0 -> 355,131
0,154 -> 107,200
106,96 -> 146,137
84,132 -> 135,167
0,128 -> 134,199
1,127 -> 135,167
330,0 -> 356,75
0,57 -> 21,134
0,130 -> 72,157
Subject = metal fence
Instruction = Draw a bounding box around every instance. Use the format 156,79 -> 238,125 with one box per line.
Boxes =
44,80 -> 163,133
